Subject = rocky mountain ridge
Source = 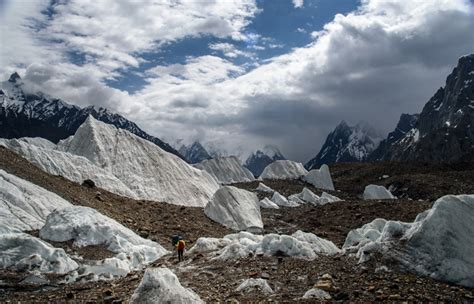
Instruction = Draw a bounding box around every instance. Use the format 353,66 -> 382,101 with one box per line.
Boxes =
305,121 -> 383,170
244,145 -> 286,177
0,73 -> 182,159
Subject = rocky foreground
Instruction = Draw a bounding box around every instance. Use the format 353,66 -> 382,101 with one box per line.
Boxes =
1,146 -> 474,302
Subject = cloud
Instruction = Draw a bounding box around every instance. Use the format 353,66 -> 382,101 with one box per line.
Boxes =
132,0 -> 474,162
292,0 -> 304,9
2,0 -> 474,163
209,43 -> 255,58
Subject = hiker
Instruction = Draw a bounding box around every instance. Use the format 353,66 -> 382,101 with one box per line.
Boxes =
176,238 -> 186,262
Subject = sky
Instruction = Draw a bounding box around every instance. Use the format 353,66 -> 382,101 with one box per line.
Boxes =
1,0 -> 473,162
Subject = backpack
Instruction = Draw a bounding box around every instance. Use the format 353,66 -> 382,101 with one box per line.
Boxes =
171,235 -> 180,247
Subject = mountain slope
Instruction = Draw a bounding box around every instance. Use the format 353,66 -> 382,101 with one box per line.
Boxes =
244,145 -> 286,177
0,73 -> 182,158
369,113 -> 419,161
371,54 -> 474,162
305,121 -> 383,170
179,141 -> 212,164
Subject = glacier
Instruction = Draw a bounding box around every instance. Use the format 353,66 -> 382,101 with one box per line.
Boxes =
0,169 -> 72,232
191,230 -> 340,261
0,116 -> 220,207
130,267 -> 204,304
204,186 -> 263,232
259,160 -> 308,180
194,156 -> 255,184
343,195 -> 474,288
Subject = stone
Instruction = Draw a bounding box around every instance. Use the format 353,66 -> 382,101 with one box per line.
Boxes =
82,179 -> 96,188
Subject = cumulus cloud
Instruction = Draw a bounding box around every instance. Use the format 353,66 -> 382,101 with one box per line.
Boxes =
39,0 -> 259,74
135,0 -> 474,161
293,0 -> 305,9
209,43 -> 255,58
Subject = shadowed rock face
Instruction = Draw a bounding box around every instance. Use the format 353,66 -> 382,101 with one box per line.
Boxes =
0,73 -> 183,159
179,141 -> 211,164
305,121 -> 382,170
245,145 -> 286,177
371,54 -> 474,162
369,113 -> 419,161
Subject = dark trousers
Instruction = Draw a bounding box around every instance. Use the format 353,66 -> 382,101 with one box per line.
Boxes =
178,249 -> 184,262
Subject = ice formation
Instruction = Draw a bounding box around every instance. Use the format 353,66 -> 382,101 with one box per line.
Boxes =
236,278 -> 274,294
295,188 -> 341,205
194,156 -> 255,184
343,195 -> 474,287
0,169 -> 72,231
255,182 -> 274,193
191,230 -> 340,261
204,186 -> 263,232
0,232 -> 78,274
0,116 -> 220,206
259,160 -> 308,180
39,206 -> 168,279
363,184 -> 396,200
130,268 -> 204,304
259,197 -> 280,209
303,164 -> 335,191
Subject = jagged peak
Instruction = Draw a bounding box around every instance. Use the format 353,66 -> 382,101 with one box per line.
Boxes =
459,53 -> 474,61
8,72 -> 21,83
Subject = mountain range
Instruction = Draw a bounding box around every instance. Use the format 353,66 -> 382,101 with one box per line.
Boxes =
373,54 -> 474,162
306,54 -> 474,167
305,121 -> 383,170
244,145 -> 286,177
0,73 -> 182,159
178,141 -> 212,164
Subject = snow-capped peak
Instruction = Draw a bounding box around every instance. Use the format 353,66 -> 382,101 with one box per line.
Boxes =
179,141 -> 212,164
244,145 -> 286,177
8,72 -> 21,83
262,144 -> 285,159
305,121 -> 383,170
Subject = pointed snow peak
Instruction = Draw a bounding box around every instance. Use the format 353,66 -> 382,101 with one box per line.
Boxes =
8,72 -> 21,83
262,144 -> 284,159
337,120 -> 349,128
244,145 -> 286,177
190,141 -> 205,150
305,121 -> 382,169
180,140 -> 211,164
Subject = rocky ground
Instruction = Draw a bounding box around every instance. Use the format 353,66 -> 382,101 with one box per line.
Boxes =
1,146 -> 474,303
